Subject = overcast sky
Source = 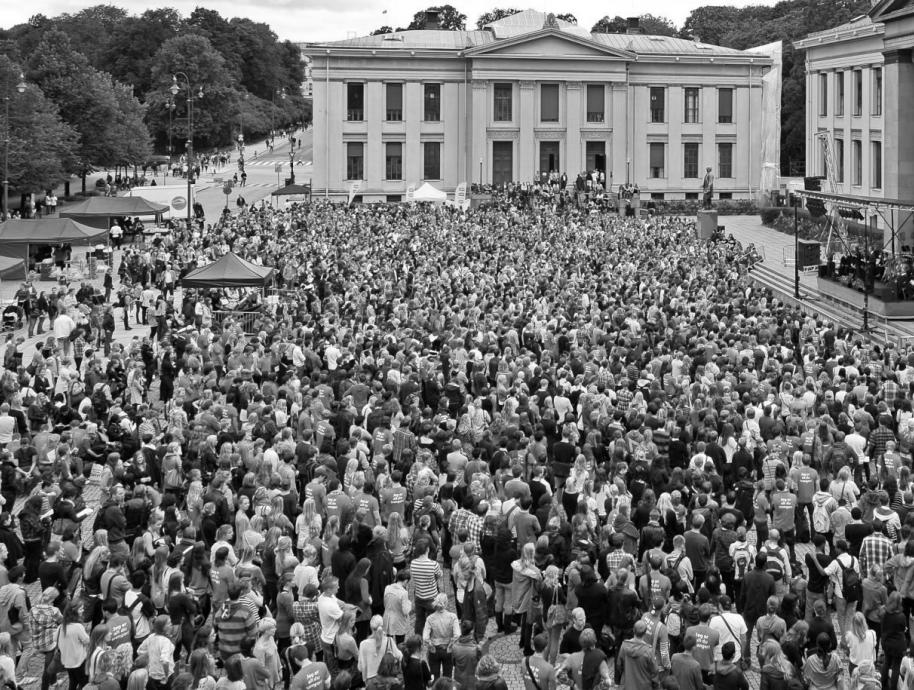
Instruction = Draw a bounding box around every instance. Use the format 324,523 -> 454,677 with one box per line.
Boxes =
4,0 -> 783,43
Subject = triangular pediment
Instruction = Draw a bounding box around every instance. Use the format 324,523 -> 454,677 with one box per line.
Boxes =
465,28 -> 635,60
871,0 -> 914,21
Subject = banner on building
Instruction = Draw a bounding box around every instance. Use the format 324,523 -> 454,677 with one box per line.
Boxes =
348,181 -> 362,206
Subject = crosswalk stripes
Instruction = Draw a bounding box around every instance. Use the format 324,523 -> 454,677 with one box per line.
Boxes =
242,160 -> 312,167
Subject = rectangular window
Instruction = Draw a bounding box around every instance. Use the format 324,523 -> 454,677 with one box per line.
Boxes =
493,83 -> 512,122
685,192 -> 699,200
835,138 -> 844,182
385,142 -> 402,180
650,193 -> 665,200
346,83 -> 364,121
650,87 -> 665,123
718,88 -> 733,124
836,72 -> 844,116
719,192 -> 733,200
873,68 -> 883,116
853,140 -> 862,186
585,141 -> 606,172
649,142 -> 665,178
684,87 -> 700,123
539,141 -> 560,173
540,84 -> 559,123
423,83 -> 441,121
683,143 -> 699,178
819,74 -> 828,116
423,142 -> 441,180
872,141 -> 883,189
345,142 -> 364,180
385,83 -> 403,121
853,70 -> 863,116
718,143 -> 733,178
586,85 -> 604,123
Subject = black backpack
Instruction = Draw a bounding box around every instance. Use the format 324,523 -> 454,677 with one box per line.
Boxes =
837,555 -> 862,603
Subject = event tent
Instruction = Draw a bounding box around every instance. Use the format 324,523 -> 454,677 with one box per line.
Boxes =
0,256 -> 25,280
181,252 -> 274,288
60,196 -> 168,229
0,218 -> 109,279
412,182 -> 447,203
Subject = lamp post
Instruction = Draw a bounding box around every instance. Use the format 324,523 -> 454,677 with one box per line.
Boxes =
165,98 -> 176,185
170,73 -> 203,229
479,157 -> 483,186
2,71 -> 26,222
793,194 -> 800,299
271,87 -> 286,144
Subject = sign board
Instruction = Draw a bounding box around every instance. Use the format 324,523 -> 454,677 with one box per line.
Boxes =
223,181 -> 233,195
274,164 -> 283,173
128,185 -> 193,218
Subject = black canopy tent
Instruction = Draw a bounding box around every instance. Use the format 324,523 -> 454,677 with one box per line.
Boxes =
60,196 -> 168,230
180,252 -> 274,288
271,183 -> 312,201
0,218 -> 108,279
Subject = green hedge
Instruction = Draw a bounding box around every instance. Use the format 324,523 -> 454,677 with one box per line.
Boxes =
650,199 -> 759,216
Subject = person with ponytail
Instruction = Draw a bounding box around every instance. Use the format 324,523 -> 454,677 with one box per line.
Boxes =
801,632 -> 842,690
358,614 -> 401,684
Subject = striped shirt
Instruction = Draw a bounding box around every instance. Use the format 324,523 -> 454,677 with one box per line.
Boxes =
410,555 -> 442,601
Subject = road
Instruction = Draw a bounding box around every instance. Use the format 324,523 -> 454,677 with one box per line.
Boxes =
194,129 -> 315,219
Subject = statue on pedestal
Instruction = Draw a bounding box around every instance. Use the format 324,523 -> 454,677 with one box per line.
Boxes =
702,166 -> 715,210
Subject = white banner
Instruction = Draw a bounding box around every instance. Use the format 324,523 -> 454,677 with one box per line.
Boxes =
348,181 -> 362,206
454,182 -> 467,206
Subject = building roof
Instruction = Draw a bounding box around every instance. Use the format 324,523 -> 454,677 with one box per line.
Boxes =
794,16 -> 884,49
310,8 -> 765,58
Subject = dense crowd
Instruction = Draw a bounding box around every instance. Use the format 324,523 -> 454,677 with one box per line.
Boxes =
0,199 -> 909,690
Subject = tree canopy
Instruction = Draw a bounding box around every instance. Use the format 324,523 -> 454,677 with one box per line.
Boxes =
591,13 -> 678,36
406,5 -> 467,30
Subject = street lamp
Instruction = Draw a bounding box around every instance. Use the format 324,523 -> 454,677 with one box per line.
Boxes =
170,73 -> 203,229
2,71 -> 26,222
271,87 -> 286,143
165,98 -> 176,184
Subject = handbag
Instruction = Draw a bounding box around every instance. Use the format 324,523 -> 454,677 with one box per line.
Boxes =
46,628 -> 64,677
545,587 -> 568,628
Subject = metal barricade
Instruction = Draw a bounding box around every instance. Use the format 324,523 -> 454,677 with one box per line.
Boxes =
212,310 -> 260,334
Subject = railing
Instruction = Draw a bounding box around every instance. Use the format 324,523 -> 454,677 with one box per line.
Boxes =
586,112 -> 605,123
212,310 -> 261,334
346,109 -> 364,121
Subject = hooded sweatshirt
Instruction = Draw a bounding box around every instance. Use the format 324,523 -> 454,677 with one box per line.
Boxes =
618,637 -> 657,689
885,554 -> 914,598
216,599 -> 258,658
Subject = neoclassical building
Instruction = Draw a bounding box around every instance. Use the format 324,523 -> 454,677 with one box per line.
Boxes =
307,10 -> 779,202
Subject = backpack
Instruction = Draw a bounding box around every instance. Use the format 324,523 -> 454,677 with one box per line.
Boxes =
812,499 -> 831,534
663,553 -> 685,588
837,555 -> 862,603
760,546 -> 785,581
664,604 -> 683,638
732,544 -> 752,581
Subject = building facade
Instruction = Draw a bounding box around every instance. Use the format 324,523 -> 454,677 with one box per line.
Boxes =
307,11 -> 777,202
794,18 -> 886,199
795,0 -> 914,242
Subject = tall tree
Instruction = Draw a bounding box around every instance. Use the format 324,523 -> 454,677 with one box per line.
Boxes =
0,56 -> 78,199
52,5 -> 127,69
27,29 -> 146,190
556,13 -> 577,25
407,5 -> 467,30
147,33 -> 239,149
101,8 -> 183,97
371,26 -> 394,35
476,8 -> 522,28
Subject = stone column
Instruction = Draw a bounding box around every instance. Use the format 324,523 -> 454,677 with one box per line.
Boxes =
883,49 -> 914,248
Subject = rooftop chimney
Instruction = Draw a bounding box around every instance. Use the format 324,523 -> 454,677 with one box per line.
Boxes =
626,17 -> 642,35
425,10 -> 441,30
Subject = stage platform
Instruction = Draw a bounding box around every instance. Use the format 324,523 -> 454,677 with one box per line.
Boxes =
816,277 -> 914,320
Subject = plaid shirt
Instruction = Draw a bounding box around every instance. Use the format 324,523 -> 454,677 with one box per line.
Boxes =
883,381 -> 903,407
868,426 -> 896,460
606,548 -> 629,573
860,532 -> 895,579
292,599 -> 321,652
616,388 -> 633,413
28,603 -> 62,652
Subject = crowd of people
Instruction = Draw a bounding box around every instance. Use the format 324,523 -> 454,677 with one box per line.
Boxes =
0,197 -> 908,690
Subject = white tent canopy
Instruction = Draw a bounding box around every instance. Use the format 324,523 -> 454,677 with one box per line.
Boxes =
412,182 -> 447,202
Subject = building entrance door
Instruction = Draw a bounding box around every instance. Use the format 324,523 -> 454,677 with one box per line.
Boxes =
492,141 -> 513,185
539,141 -> 560,175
